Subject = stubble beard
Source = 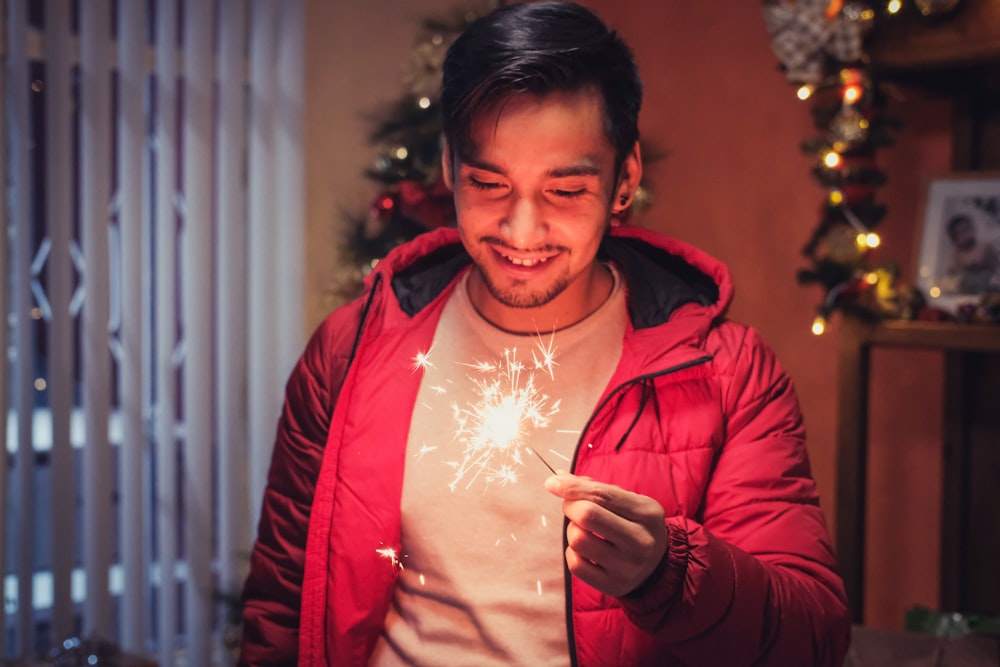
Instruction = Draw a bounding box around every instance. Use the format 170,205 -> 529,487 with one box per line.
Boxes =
478,269 -> 572,309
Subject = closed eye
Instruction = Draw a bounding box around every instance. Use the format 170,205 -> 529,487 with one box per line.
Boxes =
469,176 -> 504,191
550,188 -> 586,199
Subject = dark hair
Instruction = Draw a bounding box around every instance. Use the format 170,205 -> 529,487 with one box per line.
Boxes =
441,1 -> 642,170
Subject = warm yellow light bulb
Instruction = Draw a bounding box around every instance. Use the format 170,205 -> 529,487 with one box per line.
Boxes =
829,190 -> 844,205
395,147 -> 409,160
866,232 -> 881,248
843,85 -> 862,103
887,0 -> 902,14
864,272 -> 879,285
929,286 -> 942,298
811,317 -> 827,336
824,151 -> 842,169
797,85 -> 814,101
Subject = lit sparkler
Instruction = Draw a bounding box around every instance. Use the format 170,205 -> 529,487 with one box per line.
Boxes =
446,340 -> 561,491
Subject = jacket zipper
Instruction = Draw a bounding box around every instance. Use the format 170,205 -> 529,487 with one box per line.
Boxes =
346,273 -> 383,369
562,353 -> 713,667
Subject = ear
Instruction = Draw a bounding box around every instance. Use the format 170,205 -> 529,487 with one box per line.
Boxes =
611,141 -> 643,214
441,140 -> 455,191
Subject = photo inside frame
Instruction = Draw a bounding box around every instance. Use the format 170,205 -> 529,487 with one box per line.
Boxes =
916,174 -> 1000,313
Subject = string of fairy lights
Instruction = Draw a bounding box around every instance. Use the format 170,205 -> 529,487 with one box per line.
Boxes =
763,0 -> 962,334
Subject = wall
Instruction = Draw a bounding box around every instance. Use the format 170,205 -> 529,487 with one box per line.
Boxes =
303,0 -> 955,630
303,0 -> 463,329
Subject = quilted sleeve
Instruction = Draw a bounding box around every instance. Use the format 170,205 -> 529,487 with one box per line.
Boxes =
620,324 -> 851,666
237,307 -> 360,666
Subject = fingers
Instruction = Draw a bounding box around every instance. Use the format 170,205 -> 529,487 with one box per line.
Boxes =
544,472 -> 669,597
566,520 -> 616,565
545,472 -> 664,526
562,497 -> 651,549
564,519 -> 660,597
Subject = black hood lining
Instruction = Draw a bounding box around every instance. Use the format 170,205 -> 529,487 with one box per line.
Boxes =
391,243 -> 472,317
598,236 -> 719,329
390,235 -> 719,328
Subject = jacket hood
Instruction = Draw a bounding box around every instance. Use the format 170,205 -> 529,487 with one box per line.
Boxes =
365,225 -> 733,332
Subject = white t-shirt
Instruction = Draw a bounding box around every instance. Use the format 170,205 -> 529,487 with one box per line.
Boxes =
369,264 -> 627,667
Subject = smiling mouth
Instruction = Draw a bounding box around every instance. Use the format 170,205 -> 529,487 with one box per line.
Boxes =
501,253 -> 552,267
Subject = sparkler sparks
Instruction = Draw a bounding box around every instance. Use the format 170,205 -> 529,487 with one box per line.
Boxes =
415,443 -> 438,461
486,464 -> 520,487
447,345 -> 560,491
412,349 -> 434,372
532,330 -> 558,380
376,545 -> 404,572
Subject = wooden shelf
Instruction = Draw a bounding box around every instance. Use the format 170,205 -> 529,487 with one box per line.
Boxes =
870,0 -> 1000,72
845,319 -> 1000,351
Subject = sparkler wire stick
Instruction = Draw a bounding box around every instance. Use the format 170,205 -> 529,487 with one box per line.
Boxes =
526,446 -> 557,475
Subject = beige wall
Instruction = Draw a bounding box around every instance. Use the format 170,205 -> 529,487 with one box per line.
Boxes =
303,0 -> 954,629
303,0 -> 464,333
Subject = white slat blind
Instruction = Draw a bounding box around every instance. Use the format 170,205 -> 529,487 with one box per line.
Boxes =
273,0 -> 305,403
180,0 -> 215,663
1,1 -> 303,661
117,0 -> 149,652
42,0 -> 74,643
153,0 -> 180,663
6,0 -> 36,656
217,0 -> 251,623
0,0 -> 9,647
247,0 -> 279,525
247,0 -> 304,522
80,0 -> 115,641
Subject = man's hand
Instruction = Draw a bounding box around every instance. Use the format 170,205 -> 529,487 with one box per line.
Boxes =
544,472 -> 668,598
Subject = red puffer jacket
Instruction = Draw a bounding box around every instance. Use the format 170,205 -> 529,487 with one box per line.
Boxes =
239,225 -> 851,667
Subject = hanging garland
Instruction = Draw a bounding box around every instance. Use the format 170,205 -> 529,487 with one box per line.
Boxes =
761,0 -> 986,334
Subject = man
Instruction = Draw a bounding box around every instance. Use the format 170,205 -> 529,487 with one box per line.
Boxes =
239,3 -> 850,665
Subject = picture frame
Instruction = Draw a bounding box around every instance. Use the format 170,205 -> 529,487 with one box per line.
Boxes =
915,172 -> 1000,314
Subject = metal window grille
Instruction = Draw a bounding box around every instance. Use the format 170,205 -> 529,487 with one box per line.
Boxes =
0,0 -> 304,663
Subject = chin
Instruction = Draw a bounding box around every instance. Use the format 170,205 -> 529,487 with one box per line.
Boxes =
485,280 -> 567,310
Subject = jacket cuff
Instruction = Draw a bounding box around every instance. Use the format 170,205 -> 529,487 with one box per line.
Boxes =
618,521 -> 689,631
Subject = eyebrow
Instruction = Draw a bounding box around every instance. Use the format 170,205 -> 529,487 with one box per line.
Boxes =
462,156 -> 603,179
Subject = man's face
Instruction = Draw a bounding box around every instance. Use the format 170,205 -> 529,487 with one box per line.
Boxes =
444,88 -> 640,332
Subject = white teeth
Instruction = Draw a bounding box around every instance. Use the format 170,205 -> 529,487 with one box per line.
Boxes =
505,255 -> 550,267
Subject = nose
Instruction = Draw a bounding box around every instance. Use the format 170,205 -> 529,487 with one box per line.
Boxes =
502,195 -> 546,247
